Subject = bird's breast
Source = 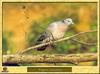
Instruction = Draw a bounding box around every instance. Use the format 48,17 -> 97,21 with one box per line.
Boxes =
47,22 -> 68,39
52,30 -> 65,39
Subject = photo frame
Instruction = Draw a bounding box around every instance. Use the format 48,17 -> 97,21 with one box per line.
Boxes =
0,0 -> 99,73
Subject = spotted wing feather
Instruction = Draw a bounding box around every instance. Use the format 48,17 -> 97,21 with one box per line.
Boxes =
35,32 -> 49,51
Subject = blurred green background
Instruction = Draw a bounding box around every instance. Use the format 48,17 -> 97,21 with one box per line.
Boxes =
3,3 -> 97,66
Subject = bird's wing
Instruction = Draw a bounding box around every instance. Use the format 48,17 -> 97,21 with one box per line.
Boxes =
35,31 -> 50,45
35,31 -> 52,51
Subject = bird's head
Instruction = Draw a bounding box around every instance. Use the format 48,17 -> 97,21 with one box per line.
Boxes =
63,18 -> 74,25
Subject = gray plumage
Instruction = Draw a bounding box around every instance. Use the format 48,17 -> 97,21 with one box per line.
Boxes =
35,18 -> 74,51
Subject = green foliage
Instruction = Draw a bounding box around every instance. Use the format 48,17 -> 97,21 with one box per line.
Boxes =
2,35 -> 8,54
90,46 -> 97,52
3,31 -> 16,54
91,22 -> 97,30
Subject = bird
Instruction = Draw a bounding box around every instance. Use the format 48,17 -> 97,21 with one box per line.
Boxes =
35,18 -> 74,51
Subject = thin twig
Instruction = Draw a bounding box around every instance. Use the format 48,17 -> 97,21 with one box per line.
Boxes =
20,30 -> 97,54
71,38 -> 97,45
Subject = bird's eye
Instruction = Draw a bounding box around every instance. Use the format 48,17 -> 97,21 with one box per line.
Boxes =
67,20 -> 70,22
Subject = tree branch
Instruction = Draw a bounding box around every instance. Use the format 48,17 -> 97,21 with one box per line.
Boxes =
71,38 -> 97,46
3,53 -> 97,65
19,30 -> 97,54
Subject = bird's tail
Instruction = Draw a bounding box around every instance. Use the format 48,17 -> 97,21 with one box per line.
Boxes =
35,40 -> 48,51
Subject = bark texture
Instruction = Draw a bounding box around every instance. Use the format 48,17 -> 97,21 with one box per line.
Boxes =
3,53 -> 97,65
